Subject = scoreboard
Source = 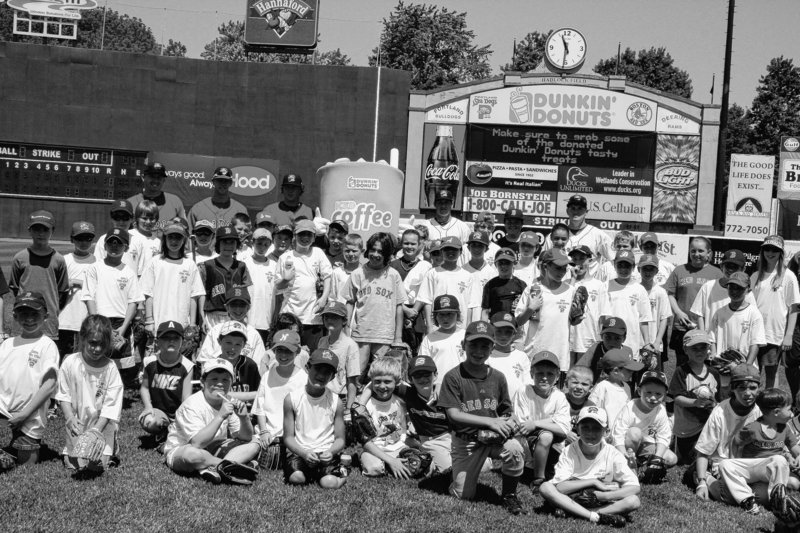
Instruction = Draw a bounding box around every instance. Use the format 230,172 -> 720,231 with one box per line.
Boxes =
0,141 -> 147,202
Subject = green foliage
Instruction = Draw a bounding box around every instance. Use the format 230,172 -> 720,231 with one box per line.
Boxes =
161,39 -> 187,58
502,31 -> 552,73
747,56 -> 800,156
369,1 -> 492,90
200,20 -> 351,65
594,47 -> 693,99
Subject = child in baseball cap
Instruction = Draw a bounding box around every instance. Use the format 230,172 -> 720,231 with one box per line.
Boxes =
418,294 -> 464,389
588,349 -> 644,427
191,220 -> 216,264
58,221 -> 96,356
488,311 -> 530,402
212,320 -> 260,405
317,300 -> 359,407
540,405 -> 641,527
576,316 -> 631,382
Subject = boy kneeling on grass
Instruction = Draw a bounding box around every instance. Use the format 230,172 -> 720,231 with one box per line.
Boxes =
540,406 -> 641,528
163,358 -> 260,484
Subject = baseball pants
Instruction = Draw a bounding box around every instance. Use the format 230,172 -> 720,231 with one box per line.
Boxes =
450,434 -> 525,500
717,455 -> 790,505
420,432 -> 452,473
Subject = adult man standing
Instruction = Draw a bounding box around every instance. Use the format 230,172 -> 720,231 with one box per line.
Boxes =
262,173 -> 314,227
423,189 -> 471,244
543,194 -> 613,271
187,167 -> 248,230
127,162 -> 186,230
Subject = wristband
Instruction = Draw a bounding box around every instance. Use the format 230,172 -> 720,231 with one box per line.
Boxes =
258,429 -> 271,436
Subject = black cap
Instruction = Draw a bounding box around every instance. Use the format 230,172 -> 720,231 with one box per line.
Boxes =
157,320 -> 184,338
566,194 -> 587,208
213,167 -> 233,180
105,228 -> 130,245
282,174 -> 303,187
144,162 -> 167,178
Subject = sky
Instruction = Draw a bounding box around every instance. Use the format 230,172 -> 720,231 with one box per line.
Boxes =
100,0 -> 798,107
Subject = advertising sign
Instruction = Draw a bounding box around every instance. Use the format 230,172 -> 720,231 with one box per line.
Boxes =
656,108 -> 701,135
244,0 -> 319,50
779,199 -> 800,240
425,99 -> 468,124
651,135 -> 700,224
418,123 -> 467,210
778,136 -> 800,199
724,154 -> 775,239
151,152 -> 280,213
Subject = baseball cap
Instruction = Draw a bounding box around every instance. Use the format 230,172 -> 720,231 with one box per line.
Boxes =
202,358 -> 234,378
193,220 -> 215,233
601,348 -> 644,371
252,228 -> 272,241
271,329 -> 301,351
494,247 -> 517,263
434,189 -> 454,202
308,348 -> 339,370
225,287 -> 251,305
600,316 -> 627,335
282,174 -> 303,187
568,245 -> 592,258
504,208 -> 524,221
531,350 -> 560,368
467,230 -> 490,246
274,224 -> 293,236
329,219 -> 349,234
433,294 -> 460,313
721,249 -> 746,267
255,212 -> 274,226
490,311 -> 516,330
577,405 -> 608,428
464,320 -> 495,342
13,291 -> 46,311
638,254 -> 659,268
440,236 -> 462,249
294,219 -> 316,234
730,363 -> 760,384
519,232 -> 539,246
163,222 -> 188,238
321,300 -> 348,318
105,228 -> 130,245
110,200 -> 134,216
639,370 -> 668,388
213,167 -> 234,181
71,221 -> 96,238
566,194 -> 588,208
726,271 -> 750,288
218,320 -> 248,339
540,248 -> 572,266
683,329 -> 713,347
639,232 -> 659,245
614,250 -> 636,265
144,162 -> 168,178
408,355 -> 437,376
216,225 -> 239,241
157,320 -> 184,338
428,239 -> 443,253
762,235 -> 784,251
28,210 -> 55,229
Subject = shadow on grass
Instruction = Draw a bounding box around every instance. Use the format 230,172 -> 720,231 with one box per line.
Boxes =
137,435 -> 161,451
417,472 -> 503,507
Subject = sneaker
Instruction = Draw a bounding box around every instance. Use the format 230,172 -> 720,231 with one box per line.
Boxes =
598,514 -> 627,528
530,477 -> 545,492
199,467 -> 222,484
553,507 -> 566,519
502,493 -> 527,515
740,496 -> 761,515
47,404 -> 60,420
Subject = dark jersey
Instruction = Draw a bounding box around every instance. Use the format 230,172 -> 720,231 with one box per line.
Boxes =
198,258 -> 251,312
482,275 -> 527,316
495,236 -> 520,254
143,355 -> 193,417
400,385 -> 449,437
437,364 -> 512,439
231,356 -> 261,396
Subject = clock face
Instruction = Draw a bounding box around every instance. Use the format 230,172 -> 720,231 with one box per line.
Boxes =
545,28 -> 587,72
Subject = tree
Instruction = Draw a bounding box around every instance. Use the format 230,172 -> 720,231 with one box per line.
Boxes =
160,39 -> 187,57
502,30 -> 551,72
594,47 -> 693,99
747,56 -> 800,157
369,2 -> 492,90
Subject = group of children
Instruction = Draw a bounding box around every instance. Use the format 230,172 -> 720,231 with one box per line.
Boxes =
2,204 -> 800,527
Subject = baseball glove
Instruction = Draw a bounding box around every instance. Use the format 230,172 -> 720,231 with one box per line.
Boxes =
111,330 -> 127,352
571,488 -> 601,508
476,429 -> 507,446
771,483 -> 800,526
638,455 -> 668,484
216,459 -> 258,486
569,286 -> 589,324
0,449 -> 16,471
350,402 -> 378,445
72,428 -> 105,466
181,325 -> 201,361
709,349 -> 747,375
399,448 -> 433,478
639,346 -> 659,371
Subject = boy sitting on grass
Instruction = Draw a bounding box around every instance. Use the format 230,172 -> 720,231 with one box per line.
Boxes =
540,406 -> 641,528
514,350 -> 571,489
283,348 -> 347,489
163,358 -> 260,484
564,365 -> 595,445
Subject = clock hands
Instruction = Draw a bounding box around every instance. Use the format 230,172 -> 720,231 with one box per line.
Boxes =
562,35 -> 569,67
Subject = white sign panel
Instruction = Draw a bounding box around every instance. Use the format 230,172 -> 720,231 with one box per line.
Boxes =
656,108 -> 701,135
425,99 -> 468,124
725,154 -> 775,239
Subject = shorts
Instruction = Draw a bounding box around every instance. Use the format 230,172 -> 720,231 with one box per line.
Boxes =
360,446 -> 406,476
450,434 -> 525,500
757,344 -> 781,368
283,450 -> 341,482
165,438 -> 247,471
419,432 -> 452,473
635,442 -> 657,461
524,429 -> 564,477
10,429 -> 41,452
674,435 -> 700,465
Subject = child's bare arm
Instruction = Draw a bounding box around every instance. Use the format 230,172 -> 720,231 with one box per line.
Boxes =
181,375 -> 193,403
120,302 -> 138,333
746,344 -> 760,365
394,304 -> 403,344
329,400 -> 346,456
555,478 -> 609,495
60,401 -> 82,436
139,373 -> 153,412
445,407 -> 516,437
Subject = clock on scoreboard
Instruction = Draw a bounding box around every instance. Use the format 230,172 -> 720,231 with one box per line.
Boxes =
0,141 -> 147,202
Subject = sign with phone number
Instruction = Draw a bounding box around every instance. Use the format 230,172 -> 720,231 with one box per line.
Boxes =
462,188 -> 556,217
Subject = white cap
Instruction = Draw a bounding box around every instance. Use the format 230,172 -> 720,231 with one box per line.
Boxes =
577,406 -> 608,428
202,358 -> 234,377
218,321 -> 247,339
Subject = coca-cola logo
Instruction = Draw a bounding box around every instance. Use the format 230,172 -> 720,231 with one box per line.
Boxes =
425,164 -> 459,182
655,164 -> 697,190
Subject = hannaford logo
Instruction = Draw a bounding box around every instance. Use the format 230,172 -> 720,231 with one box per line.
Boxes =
331,201 -> 392,232
784,138 -> 800,152
655,164 -> 697,190
7,0 -> 98,20
728,197 -> 765,217
251,0 -> 312,37
230,166 -> 276,196
346,176 -> 380,190
626,102 -> 653,127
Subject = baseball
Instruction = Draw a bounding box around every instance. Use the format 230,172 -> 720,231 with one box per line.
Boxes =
693,385 -> 713,400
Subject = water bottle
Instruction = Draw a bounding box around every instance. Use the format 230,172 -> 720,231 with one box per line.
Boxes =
338,453 -> 352,477
423,125 -> 460,207
530,283 -> 542,321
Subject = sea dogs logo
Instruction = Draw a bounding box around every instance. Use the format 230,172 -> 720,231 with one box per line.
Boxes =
472,95 -> 498,119
6,0 -> 98,19
626,102 -> 653,127
251,0 -> 313,37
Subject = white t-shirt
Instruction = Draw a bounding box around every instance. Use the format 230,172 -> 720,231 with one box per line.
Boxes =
610,400 -> 672,448
417,266 -> 479,328
604,279 -> 653,354
251,366 -> 307,437
366,396 -> 408,454
277,248 -> 332,325
694,399 -> 762,461
516,282 -> 575,369
644,284 -> 673,348
587,380 -> 631,428
464,261 -> 498,322
708,304 -> 766,361
197,321 -> 267,370
131,229 -> 161,274
543,224 -> 613,264
569,277 -> 609,353
0,336 -> 59,439
690,279 -> 757,326
164,390 -> 241,455
552,440 -> 639,487
244,255 -> 279,330
289,388 -> 339,452
81,261 -> 144,319
514,385 -> 571,457
418,328 -> 465,388
58,253 -> 96,331
343,266 -> 407,345
329,265 -> 353,304
487,348 -> 531,402
317,333 -> 360,395
424,217 -> 472,246
751,270 -> 800,345
397,260 -> 432,305
55,353 -> 123,456
513,261 -> 539,288
140,256 -> 204,327
94,231 -> 147,277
